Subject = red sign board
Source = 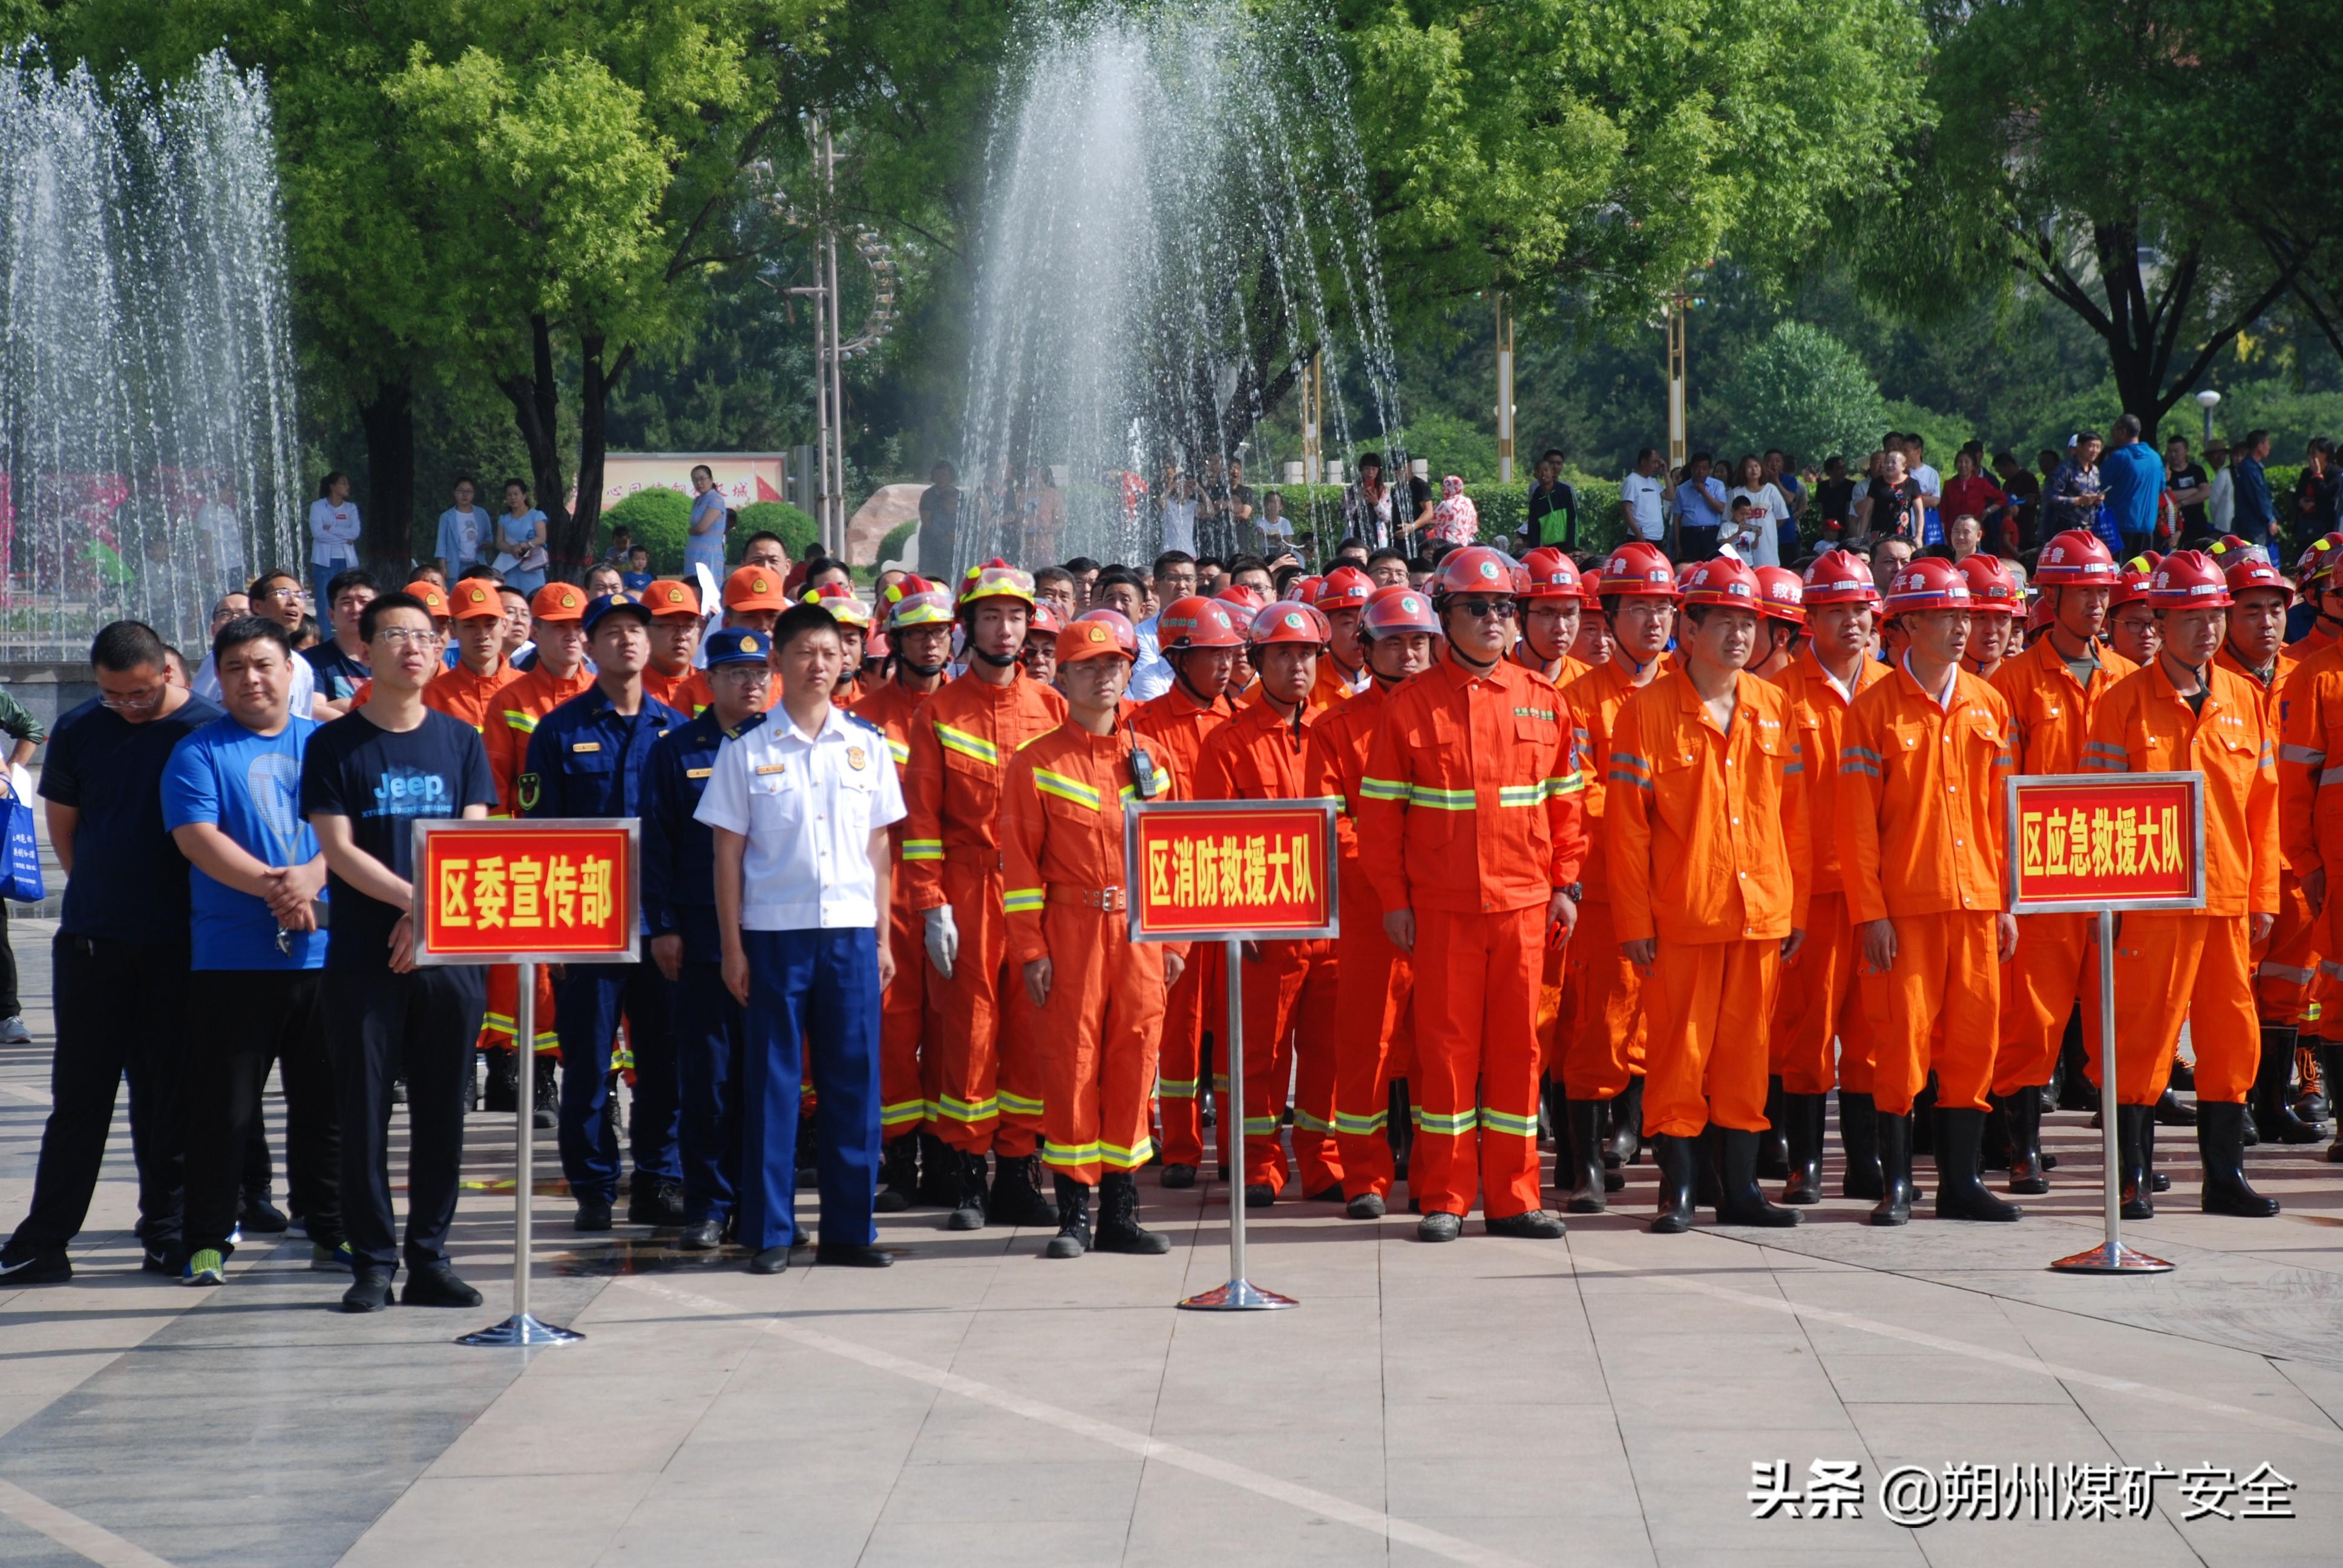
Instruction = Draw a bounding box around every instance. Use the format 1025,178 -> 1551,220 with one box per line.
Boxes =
1124,800 -> 1340,942
411,820 -> 640,964
2005,773 -> 2205,914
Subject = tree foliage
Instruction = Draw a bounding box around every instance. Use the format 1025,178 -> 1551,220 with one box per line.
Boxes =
1719,321 -> 1888,465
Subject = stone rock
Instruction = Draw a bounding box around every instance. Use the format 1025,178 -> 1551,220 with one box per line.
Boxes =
847,483 -> 926,567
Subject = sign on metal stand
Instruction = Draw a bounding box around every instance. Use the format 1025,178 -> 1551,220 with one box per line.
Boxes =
1127,799 -> 1340,1312
2005,773 -> 2204,1275
412,818 -> 643,1344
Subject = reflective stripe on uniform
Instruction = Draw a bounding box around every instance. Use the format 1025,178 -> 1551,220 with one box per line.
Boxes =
1358,776 -> 1410,802
1158,1077 -> 1200,1098
880,1098 -> 925,1130
903,837 -> 945,861
2259,962 -> 2315,985
934,723 -> 999,765
1333,1108 -> 1388,1135
1100,1136 -> 1155,1169
1032,768 -> 1101,809
1408,784 -> 1476,809
1003,887 -> 1044,912
997,1088 -> 1046,1117
1415,1107 -> 1479,1135
929,1093 -> 999,1123
1480,1106 -> 1538,1138
2279,743 -> 2324,766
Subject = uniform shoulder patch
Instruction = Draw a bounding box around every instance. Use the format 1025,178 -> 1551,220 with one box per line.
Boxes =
516,773 -> 540,812
843,711 -> 886,738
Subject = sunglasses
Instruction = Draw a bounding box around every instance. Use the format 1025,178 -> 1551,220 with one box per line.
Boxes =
1452,598 -> 1516,619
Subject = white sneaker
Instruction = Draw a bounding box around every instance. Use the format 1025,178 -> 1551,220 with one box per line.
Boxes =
0,1017 -> 28,1044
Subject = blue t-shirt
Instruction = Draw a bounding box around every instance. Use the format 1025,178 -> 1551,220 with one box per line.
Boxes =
162,714 -> 327,970
41,693 -> 223,944
304,641 -> 370,704
2100,440 -> 2165,541
300,708 -> 499,972
621,570 -> 655,593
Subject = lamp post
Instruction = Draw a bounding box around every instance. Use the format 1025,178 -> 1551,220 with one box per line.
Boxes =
2196,388 -> 2221,448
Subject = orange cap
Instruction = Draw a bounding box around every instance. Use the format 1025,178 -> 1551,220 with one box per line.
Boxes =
401,581 -> 450,618
529,583 -> 588,622
723,566 -> 792,612
450,580 -> 506,620
643,579 -> 701,618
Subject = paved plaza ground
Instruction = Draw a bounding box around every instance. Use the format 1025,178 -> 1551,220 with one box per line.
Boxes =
1,915 -> 2339,1567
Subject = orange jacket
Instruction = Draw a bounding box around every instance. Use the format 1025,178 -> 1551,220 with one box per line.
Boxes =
1608,670 -> 1809,944
2277,639 -> 2343,876
1193,692 -> 1316,808
1309,656 -> 1365,713
1990,633 -> 2138,775
899,669 -> 1067,909
483,662 -> 595,815
2082,659 -> 2277,918
1301,678 -> 1395,874
2215,644 -> 2286,730
1559,658 -> 1657,902
1000,724 -> 1184,966
852,676 -> 944,866
644,664 -> 701,715
420,658 -> 514,732
1511,648 -> 1588,689
1837,659 -> 2013,924
1130,683 -> 1236,796
1358,652 -> 1585,916
1771,648 -> 1887,897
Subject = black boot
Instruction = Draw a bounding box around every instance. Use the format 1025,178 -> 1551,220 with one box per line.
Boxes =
2296,1037 -> 2330,1122
1716,1128 -> 1801,1227
1606,1077 -> 1644,1168
945,1151 -> 989,1231
1781,1093 -> 1825,1205
2319,1044 -> 2343,1163
1999,1090 -> 2048,1195
1561,1099 -> 1608,1213
1694,1126 -> 1723,1209
989,1151 -> 1060,1227
2196,1102 -> 2279,1217
1980,1090 -> 2013,1171
485,1046 -> 518,1112
1650,1134 -> 1697,1234
2152,1086 -> 2198,1127
1934,1108 -> 2022,1221
1096,1170 -> 1173,1254
1868,1113 -> 1913,1226
1044,1176 -> 1093,1258
916,1131 -> 957,1207
2055,1010 -> 2099,1111
1839,1089 -> 1883,1200
1910,1076 -> 1938,1155
1757,1077 -> 1789,1179
2117,1103 -> 2154,1219
874,1134 -> 920,1214
2252,1026 -> 2327,1143
1388,1078 -> 1414,1181
533,1055 -> 558,1131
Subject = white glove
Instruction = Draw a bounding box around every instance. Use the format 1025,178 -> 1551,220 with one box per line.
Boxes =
924,906 -> 959,979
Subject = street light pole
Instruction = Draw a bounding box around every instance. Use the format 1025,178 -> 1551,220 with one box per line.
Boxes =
2196,388 -> 2221,449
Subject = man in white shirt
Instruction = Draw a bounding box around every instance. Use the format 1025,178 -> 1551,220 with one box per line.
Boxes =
1127,549 -> 1200,702
1619,448 -> 1667,544
700,598 -> 903,1275
2206,439 -> 2236,534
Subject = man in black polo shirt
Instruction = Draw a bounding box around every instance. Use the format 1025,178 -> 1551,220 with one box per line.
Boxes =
1,622 -> 221,1283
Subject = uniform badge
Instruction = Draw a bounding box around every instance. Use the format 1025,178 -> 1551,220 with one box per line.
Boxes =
848,745 -> 869,771
756,762 -> 788,777
517,772 -> 541,811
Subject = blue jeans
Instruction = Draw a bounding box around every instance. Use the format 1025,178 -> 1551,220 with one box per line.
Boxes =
554,959 -> 680,1203
311,566 -> 339,619
740,927 -> 880,1250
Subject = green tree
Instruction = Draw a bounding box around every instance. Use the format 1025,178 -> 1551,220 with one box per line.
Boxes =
1718,322 -> 1887,465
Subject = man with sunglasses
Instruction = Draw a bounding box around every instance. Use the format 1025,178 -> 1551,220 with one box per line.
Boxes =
2,623 -> 222,1283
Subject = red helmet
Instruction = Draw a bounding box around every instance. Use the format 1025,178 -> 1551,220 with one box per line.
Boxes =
1063,609 -> 1139,663
806,581 -> 873,629
1362,583 -> 1440,638
2224,554 -> 2292,603
1027,600 -> 1065,639
1251,600 -> 1331,647
1431,545 -> 1519,599
1216,584 -> 1269,618
885,573 -> 955,629
2108,560 -> 2155,608
1518,547 -> 1584,600
2207,533 -> 2266,566
1754,566 -> 1805,624
1289,575 -> 1325,606
1677,555 -> 1762,610
2027,592 -> 2056,633
960,558 -> 1037,609
1313,565 -> 1374,612
1158,594 -> 1245,651
1957,554 -> 2020,616
2033,529 -> 2118,585
1801,548 -> 1879,606
2296,532 -> 2343,592
2147,549 -> 2232,610
1883,557 -> 1973,615
1596,541 -> 1680,598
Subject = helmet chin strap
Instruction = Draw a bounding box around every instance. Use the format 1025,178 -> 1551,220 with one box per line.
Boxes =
900,655 -> 946,679
972,645 -> 1020,668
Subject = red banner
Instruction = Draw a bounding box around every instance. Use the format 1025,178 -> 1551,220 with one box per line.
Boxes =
1127,802 -> 1337,940
414,822 -> 638,961
2007,774 -> 2203,913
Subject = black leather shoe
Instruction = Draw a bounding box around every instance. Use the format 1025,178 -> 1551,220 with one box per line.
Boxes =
678,1218 -> 725,1251
1095,1171 -> 1171,1255
240,1195 -> 290,1234
747,1246 -> 790,1274
1243,1183 -> 1276,1209
1415,1210 -> 1462,1243
2152,1086 -> 2198,1128
814,1242 -> 894,1267
1046,1175 -> 1093,1259
401,1263 -> 483,1307
1485,1209 -> 1566,1239
574,1198 -> 613,1233
1159,1163 -> 1198,1190
874,1134 -> 920,1215
2252,1026 -> 2327,1143
1345,1192 -> 1385,1219
945,1151 -> 989,1231
628,1178 -> 686,1227
341,1268 -> 395,1313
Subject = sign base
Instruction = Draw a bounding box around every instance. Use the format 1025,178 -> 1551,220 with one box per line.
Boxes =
456,1312 -> 585,1347
1178,1278 -> 1297,1312
2050,1242 -> 2174,1275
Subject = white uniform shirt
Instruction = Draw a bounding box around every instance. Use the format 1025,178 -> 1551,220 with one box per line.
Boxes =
696,701 -> 905,930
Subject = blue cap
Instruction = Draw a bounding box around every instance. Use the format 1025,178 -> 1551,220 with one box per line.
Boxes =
704,627 -> 770,667
582,592 -> 653,634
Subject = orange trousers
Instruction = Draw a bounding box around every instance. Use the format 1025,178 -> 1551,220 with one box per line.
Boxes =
1771,892 -> 1873,1094
1032,903 -> 1167,1184
2253,874 -> 2317,1027
878,891 -> 929,1135
923,860 -> 1044,1157
1840,964 -> 1889,1095
1560,897 -> 1644,1101
482,963 -> 559,1054
1993,910 -> 2102,1096
1869,911 -> 1999,1115
1643,939 -> 1780,1138
1411,904 -> 1544,1220
1332,892 -> 1414,1201
1226,939 -> 1342,1196
1534,941 -> 1568,1080
1156,940 -> 1220,1167
2091,914 -> 2256,1106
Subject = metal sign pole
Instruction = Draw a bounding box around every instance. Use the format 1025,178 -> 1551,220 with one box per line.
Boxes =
459,959 -> 586,1344
1178,938 -> 1295,1311
2050,910 -> 2172,1275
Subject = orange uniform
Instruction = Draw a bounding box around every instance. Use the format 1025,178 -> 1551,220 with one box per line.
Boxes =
1837,661 -> 2013,1115
1303,678 -> 1415,1201
2279,641 -> 2343,1039
421,657 -> 515,731
1129,684 -> 1237,1168
2083,661 -> 2278,1105
644,664 -> 701,715
2226,645 -> 2319,1031
1518,650 -> 1589,1067
1193,697 -> 1343,1198
1001,725 -> 1183,1184
476,660 -> 591,1054
899,669 -> 1067,1154
853,677 -> 943,1136
1358,655 -> 1585,1221
1556,659 -> 1656,1101
1610,671 -> 1809,1138
1769,650 -> 1889,1095
1987,635 -> 2135,1094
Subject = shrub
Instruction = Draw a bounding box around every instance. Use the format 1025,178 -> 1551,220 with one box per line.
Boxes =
734,501 -> 818,563
600,488 -> 692,573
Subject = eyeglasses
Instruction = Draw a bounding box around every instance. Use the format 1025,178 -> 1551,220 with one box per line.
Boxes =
713,664 -> 772,683
261,584 -> 304,602
98,683 -> 168,711
1452,598 -> 1516,619
375,627 -> 442,648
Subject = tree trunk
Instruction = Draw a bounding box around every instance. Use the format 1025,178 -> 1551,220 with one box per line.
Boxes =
558,333 -> 613,575
496,315 -> 571,571
355,376 -> 416,567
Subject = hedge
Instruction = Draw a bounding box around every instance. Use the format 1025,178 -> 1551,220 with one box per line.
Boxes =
596,491 -> 819,574
735,501 -> 819,563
